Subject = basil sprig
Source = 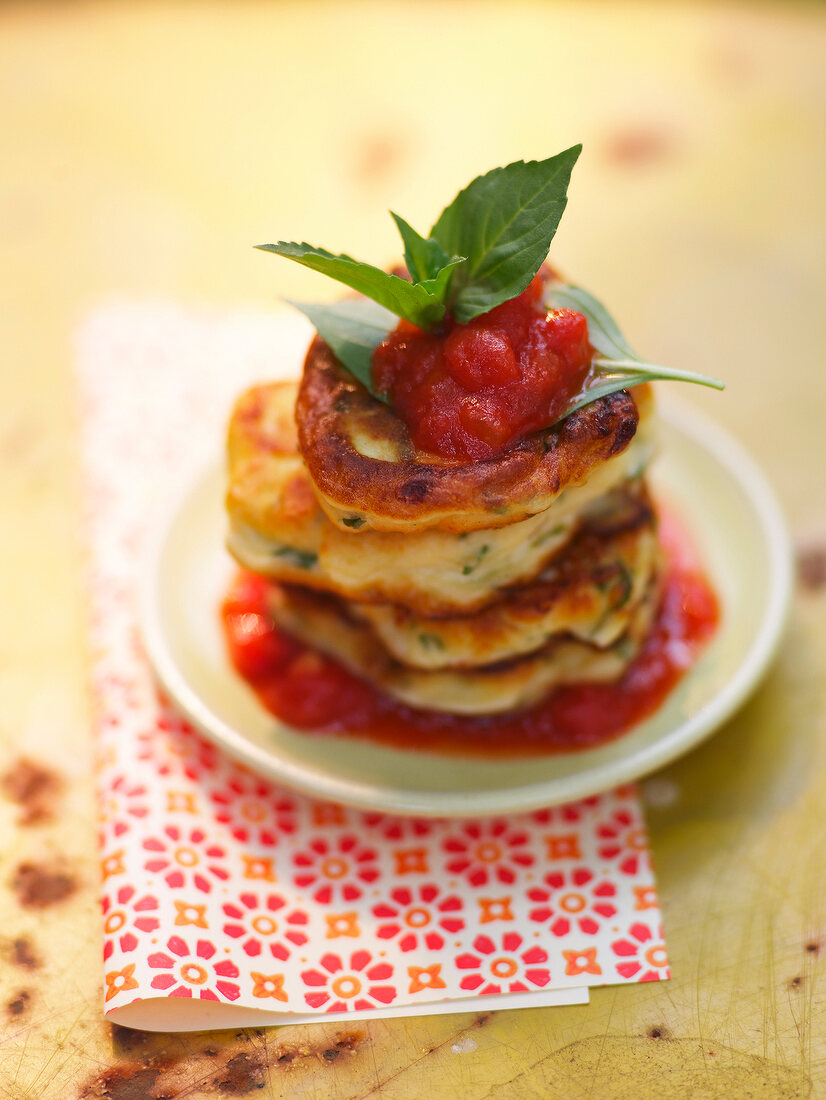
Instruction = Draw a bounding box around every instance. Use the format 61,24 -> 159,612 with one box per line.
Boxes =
257,147 -> 724,414
257,148 -> 581,389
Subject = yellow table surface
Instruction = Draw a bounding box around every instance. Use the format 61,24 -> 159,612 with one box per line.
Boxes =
1,2 -> 825,1096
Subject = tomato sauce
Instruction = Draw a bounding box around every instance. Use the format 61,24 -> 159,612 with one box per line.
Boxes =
371,275 -> 592,462
221,513 -> 719,758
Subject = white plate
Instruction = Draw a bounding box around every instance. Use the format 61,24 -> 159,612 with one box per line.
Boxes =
140,398 -> 792,817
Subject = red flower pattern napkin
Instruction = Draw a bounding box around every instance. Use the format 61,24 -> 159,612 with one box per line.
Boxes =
78,303 -> 668,1031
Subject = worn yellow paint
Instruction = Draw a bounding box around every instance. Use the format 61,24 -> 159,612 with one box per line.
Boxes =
0,2 -> 824,1096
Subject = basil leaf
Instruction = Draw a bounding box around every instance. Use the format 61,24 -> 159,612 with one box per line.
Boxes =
418,256 -> 467,305
430,146 -> 581,323
286,297 -> 394,400
390,213 -> 453,282
257,241 -> 446,329
554,361 -> 724,424
389,213 -> 466,308
545,282 -> 636,360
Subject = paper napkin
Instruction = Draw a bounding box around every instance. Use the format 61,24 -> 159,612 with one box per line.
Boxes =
78,302 -> 668,1031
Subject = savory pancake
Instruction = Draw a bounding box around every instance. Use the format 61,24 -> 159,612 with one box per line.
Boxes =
267,580 -> 659,716
349,492 -> 659,669
296,337 -> 655,534
227,381 -> 655,615
226,382 -> 326,557
228,508 -> 574,615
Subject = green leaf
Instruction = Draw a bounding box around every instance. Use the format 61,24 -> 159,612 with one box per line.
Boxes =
553,360 -> 724,424
417,257 -> 467,305
256,241 -> 446,329
389,213 -> 466,309
258,153 -> 725,421
430,146 -> 581,323
390,213 -> 453,282
544,280 -> 724,423
286,297 -> 395,399
544,282 -> 636,360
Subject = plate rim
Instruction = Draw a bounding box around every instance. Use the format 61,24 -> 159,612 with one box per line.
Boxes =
139,397 -> 793,817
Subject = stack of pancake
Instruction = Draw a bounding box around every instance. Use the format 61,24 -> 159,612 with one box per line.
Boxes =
225,338 -> 661,716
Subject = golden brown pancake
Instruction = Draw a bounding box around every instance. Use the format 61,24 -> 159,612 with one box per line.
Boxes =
349,491 -> 659,669
226,381 -> 655,615
296,337 -> 654,534
226,382 -> 325,556
267,580 -> 659,716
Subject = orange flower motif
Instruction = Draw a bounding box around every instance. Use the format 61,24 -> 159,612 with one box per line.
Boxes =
101,848 -> 127,881
102,885 -> 160,961
302,951 -> 395,1012
612,922 -> 669,981
528,868 -> 617,937
104,963 -> 139,1002
407,964 -> 446,994
544,834 -> 582,861
137,707 -> 217,775
562,948 -> 602,977
596,809 -> 651,875
443,820 -> 534,886
372,884 -> 464,952
393,848 -> 429,875
633,885 -> 658,911
293,834 -> 379,903
457,933 -> 550,995
478,897 -> 514,924
104,774 -> 149,837
313,803 -> 346,827
242,855 -> 276,882
143,706 -> 219,773
223,892 -> 309,960
148,936 -> 240,1001
325,911 -> 361,939
210,774 -> 296,846
166,791 -> 198,814
142,826 -> 229,893
251,972 -> 288,1001
174,900 -> 209,928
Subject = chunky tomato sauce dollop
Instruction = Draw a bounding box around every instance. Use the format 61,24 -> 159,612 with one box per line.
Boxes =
371,275 -> 592,462
221,514 -> 719,758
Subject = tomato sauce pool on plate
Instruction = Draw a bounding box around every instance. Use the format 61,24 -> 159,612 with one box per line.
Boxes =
221,512 -> 719,758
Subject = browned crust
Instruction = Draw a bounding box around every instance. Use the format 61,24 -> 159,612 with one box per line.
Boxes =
267,575 -> 661,715
385,489 -> 656,630
343,486 -> 659,669
296,338 -> 642,533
